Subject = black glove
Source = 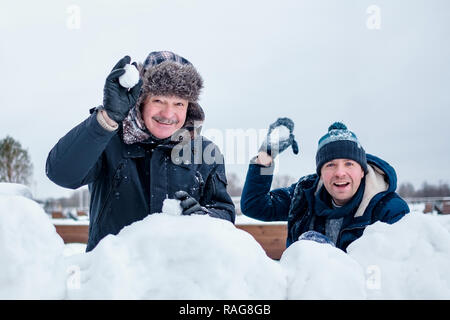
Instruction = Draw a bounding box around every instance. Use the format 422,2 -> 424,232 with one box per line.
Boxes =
174,190 -> 207,216
102,56 -> 143,123
259,117 -> 299,158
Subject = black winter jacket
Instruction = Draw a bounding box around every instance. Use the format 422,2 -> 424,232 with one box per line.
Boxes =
46,109 -> 235,251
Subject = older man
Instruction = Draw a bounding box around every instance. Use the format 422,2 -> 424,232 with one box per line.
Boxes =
47,52 -> 235,251
241,120 -> 409,251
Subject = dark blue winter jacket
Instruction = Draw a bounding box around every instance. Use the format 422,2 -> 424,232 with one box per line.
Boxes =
46,109 -> 235,251
240,154 -> 409,251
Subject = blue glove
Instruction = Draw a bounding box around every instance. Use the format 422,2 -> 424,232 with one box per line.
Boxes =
259,117 -> 299,158
298,231 -> 335,246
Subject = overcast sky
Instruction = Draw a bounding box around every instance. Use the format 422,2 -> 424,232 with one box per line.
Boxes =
1,0 -> 449,199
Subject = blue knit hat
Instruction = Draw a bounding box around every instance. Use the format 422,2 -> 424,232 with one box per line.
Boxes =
316,122 -> 367,175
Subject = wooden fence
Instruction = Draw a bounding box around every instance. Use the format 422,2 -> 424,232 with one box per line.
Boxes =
54,222 -> 287,260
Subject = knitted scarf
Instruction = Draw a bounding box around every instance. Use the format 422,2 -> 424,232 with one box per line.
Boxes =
314,177 -> 366,219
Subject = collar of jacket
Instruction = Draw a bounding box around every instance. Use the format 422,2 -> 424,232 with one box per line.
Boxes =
121,129 -> 203,161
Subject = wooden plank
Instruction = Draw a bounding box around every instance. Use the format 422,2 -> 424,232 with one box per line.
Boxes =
53,223 -> 288,260
54,225 -> 89,244
52,211 -> 65,219
236,224 -> 287,260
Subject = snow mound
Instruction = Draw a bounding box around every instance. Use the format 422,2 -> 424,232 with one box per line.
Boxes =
2,188 -> 450,300
67,214 -> 287,299
347,212 -> 450,299
280,240 -> 366,299
0,194 -> 66,299
0,182 -> 33,199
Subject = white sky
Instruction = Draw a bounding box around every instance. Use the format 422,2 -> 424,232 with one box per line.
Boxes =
1,0 -> 449,199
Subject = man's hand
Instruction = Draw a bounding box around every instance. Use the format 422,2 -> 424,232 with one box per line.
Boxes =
174,191 -> 207,216
259,117 -> 299,159
103,56 -> 143,123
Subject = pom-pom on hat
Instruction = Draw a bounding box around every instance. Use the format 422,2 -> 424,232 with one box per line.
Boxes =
315,122 -> 367,175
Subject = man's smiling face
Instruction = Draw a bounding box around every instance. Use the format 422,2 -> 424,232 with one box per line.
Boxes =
320,158 -> 365,206
141,95 -> 188,139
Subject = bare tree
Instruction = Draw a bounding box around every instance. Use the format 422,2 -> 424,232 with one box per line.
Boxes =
43,187 -> 90,213
398,182 -> 416,198
0,135 -> 33,185
418,181 -> 450,197
398,181 -> 450,197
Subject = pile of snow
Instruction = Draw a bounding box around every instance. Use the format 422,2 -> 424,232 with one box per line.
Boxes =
2,184 -> 450,300
0,182 -> 33,199
0,184 -> 66,299
63,243 -> 87,257
347,212 -> 450,299
280,240 -> 366,299
67,211 -> 286,299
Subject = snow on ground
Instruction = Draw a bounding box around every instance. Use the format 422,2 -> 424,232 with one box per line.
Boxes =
63,243 -> 87,257
281,240 -> 367,299
347,212 -> 450,299
66,213 -> 287,299
1,182 -> 450,299
0,189 -> 66,299
0,182 -> 33,199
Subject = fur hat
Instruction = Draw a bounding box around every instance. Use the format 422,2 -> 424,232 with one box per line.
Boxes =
121,51 -> 205,144
137,51 -> 205,124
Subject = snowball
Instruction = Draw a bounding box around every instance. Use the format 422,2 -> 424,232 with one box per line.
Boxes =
0,182 -> 33,199
347,212 -> 450,299
118,64 -> 139,89
67,214 -> 287,299
0,194 -> 66,299
280,240 -> 366,299
161,198 -> 182,216
269,125 -> 290,143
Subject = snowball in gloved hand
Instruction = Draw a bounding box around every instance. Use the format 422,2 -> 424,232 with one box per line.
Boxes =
269,125 -> 291,144
161,199 -> 183,216
118,64 -> 140,89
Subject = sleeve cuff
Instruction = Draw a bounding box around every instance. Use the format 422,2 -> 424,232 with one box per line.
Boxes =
96,108 -> 119,132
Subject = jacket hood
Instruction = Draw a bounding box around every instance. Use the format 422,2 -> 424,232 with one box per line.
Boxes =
353,153 -> 398,217
366,153 -> 398,193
